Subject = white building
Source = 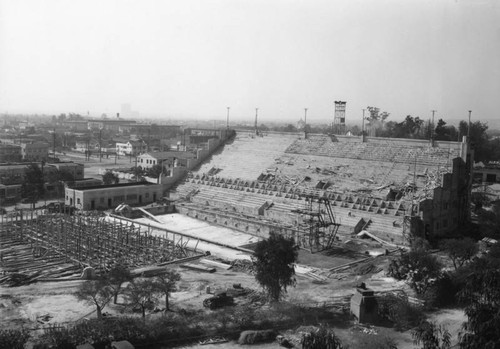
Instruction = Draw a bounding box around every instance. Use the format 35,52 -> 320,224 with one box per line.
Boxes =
116,140 -> 147,156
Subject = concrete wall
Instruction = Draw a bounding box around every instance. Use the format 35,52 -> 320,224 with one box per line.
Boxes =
177,204 -> 297,240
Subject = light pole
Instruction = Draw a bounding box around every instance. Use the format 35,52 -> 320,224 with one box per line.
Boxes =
255,108 -> 258,135
304,108 -> 308,139
362,109 -> 365,141
226,107 -> 230,129
468,110 -> 472,142
431,110 -> 436,145
52,127 -> 56,161
99,127 -> 102,162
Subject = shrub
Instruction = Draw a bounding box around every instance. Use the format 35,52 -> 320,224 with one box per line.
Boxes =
300,326 -> 345,349
0,328 -> 31,349
412,321 -> 451,349
378,294 -> 426,331
387,249 -> 442,295
238,330 -> 277,344
423,269 -> 467,308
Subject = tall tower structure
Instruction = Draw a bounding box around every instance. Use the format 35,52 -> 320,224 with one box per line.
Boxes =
333,101 -> 347,135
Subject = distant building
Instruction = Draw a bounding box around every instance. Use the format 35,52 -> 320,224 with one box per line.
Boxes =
0,143 -> 22,162
87,118 -> 137,132
62,120 -> 89,132
116,140 -> 147,156
21,141 -> 49,161
474,162 -> 500,183
137,151 -> 196,169
0,183 -> 22,204
0,162 -> 84,185
185,128 -> 232,145
65,181 -> 163,210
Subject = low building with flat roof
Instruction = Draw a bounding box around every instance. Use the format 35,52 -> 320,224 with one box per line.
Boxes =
65,181 -> 163,210
0,143 -> 22,162
137,151 -> 196,169
21,141 -> 49,161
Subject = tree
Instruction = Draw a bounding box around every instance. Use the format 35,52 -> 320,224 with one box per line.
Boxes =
131,166 -> 144,181
74,278 -> 113,319
0,328 -> 30,349
124,278 -> 159,319
458,253 -> 500,349
102,171 -> 119,185
107,264 -> 133,304
283,124 -> 298,133
21,163 -> 45,209
300,326 -> 345,349
253,232 -> 298,302
412,321 -> 451,349
153,270 -> 181,311
146,164 -> 164,178
434,119 -> 448,141
440,238 -> 478,270
365,107 -> 390,137
387,249 -> 442,295
459,120 -> 490,162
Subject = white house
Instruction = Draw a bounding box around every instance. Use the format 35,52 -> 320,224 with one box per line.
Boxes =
137,151 -> 196,169
116,140 -> 147,156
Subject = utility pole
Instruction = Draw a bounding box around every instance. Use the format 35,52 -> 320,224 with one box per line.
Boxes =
254,108 -> 258,135
147,127 -> 151,153
226,107 -> 230,129
52,127 -> 56,161
361,109 -> 365,142
135,155 -> 138,182
431,110 -> 436,146
99,127 -> 102,162
86,128 -> 90,161
304,108 -> 308,139
467,110 -> 472,142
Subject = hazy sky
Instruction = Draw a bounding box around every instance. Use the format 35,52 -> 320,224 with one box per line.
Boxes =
1,0 -> 499,123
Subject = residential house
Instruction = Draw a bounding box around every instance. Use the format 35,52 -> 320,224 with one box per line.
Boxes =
137,151 -> 196,170
116,140 -> 147,156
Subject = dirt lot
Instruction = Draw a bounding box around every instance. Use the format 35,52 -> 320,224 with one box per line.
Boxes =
0,258 -> 466,349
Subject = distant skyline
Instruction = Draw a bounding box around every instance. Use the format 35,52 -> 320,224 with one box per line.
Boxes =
1,0 -> 499,124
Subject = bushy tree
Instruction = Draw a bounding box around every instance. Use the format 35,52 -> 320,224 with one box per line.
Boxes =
459,120 -> 490,162
300,325 -> 345,349
125,278 -> 159,318
412,321 -> 451,349
0,328 -> 30,349
102,170 -> 119,185
459,247 -> 500,348
388,249 -> 442,295
146,164 -> 164,178
22,163 -> 45,208
108,264 -> 133,304
440,238 -> 478,270
253,232 -> 298,302
153,270 -> 181,311
75,278 -> 113,319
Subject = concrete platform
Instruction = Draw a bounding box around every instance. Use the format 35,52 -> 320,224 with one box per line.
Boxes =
134,213 -> 260,261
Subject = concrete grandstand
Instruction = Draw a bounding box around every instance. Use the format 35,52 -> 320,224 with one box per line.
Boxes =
171,131 -> 472,249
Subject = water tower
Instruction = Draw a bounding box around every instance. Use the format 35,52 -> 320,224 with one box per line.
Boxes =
333,101 -> 346,135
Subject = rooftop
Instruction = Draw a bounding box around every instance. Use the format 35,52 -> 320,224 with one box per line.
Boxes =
140,151 -> 196,160
71,181 -> 158,191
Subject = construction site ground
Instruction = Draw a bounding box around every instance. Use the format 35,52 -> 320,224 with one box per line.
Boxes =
0,249 -> 466,349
